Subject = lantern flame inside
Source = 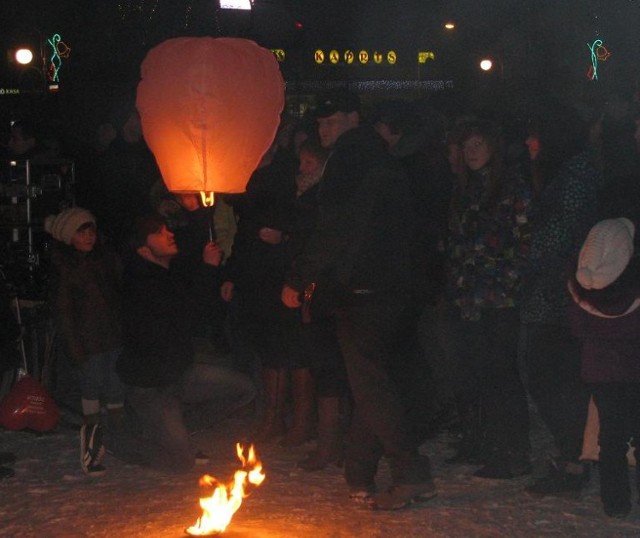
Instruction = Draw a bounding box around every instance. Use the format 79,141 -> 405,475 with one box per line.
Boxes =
186,443 -> 265,536
200,191 -> 215,207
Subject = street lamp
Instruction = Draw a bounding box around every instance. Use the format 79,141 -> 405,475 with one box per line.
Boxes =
5,33 -> 46,94
479,58 -> 493,71
14,47 -> 34,65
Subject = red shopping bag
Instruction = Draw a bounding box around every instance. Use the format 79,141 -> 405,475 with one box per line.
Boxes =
0,374 -> 59,432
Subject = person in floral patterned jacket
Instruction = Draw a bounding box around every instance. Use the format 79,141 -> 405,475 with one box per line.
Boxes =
444,119 -> 533,479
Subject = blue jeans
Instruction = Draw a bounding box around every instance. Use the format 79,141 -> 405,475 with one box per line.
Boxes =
113,362 -> 255,472
77,348 -> 125,406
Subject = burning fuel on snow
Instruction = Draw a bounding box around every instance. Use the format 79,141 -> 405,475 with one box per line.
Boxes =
186,443 -> 265,536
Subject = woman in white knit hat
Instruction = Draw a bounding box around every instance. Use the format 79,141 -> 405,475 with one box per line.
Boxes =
568,217 -> 640,518
45,207 -> 124,477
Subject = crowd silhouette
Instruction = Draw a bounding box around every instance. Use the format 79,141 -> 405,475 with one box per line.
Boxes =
2,84 -> 640,517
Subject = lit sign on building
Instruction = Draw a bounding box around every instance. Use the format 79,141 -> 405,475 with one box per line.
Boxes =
280,48 -> 437,66
418,51 -> 436,63
307,48 -> 398,65
586,38 -> 611,80
271,49 -> 285,62
46,33 -> 71,92
220,0 -> 251,9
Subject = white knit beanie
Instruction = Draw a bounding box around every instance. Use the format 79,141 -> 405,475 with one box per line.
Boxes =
576,217 -> 635,290
44,207 -> 96,245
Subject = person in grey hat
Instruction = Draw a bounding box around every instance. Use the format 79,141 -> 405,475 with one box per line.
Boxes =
45,207 -> 124,477
281,88 -> 436,510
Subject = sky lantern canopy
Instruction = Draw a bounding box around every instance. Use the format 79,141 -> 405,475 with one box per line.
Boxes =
136,37 -> 284,199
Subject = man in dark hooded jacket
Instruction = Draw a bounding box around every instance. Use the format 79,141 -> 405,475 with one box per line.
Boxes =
281,89 -> 435,510
114,214 -> 255,472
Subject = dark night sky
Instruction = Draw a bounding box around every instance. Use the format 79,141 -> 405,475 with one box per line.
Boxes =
1,0 -> 639,141
2,1 -> 639,82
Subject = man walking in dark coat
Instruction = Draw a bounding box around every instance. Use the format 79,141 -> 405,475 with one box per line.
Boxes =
281,89 -> 435,510
114,214 -> 255,472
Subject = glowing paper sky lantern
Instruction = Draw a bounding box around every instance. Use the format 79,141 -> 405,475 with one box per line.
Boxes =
136,37 -> 285,204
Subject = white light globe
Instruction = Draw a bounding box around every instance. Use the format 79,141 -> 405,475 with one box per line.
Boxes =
15,48 -> 34,65
479,59 -> 493,71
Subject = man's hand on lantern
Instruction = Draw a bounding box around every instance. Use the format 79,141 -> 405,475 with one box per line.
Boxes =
203,241 -> 223,267
281,285 -> 302,308
221,281 -> 234,302
259,227 -> 283,245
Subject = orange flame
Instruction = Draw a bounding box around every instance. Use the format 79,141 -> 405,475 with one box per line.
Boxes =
186,443 -> 265,536
200,191 -> 215,207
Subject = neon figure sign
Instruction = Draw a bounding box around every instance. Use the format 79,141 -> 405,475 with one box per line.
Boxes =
586,38 -> 611,80
46,33 -> 71,84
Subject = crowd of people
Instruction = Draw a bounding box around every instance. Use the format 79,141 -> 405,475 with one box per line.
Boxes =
1,85 -> 640,518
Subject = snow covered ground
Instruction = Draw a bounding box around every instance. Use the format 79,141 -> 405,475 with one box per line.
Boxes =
2,408 -> 640,538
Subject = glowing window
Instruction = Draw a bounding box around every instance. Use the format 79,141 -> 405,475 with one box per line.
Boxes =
220,0 -> 252,9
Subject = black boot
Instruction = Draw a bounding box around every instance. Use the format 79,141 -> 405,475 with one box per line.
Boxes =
525,459 -> 590,497
445,400 -> 490,465
80,417 -> 106,477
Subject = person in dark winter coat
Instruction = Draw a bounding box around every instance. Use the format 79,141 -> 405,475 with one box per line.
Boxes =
568,217 -> 640,518
46,207 -> 123,476
281,88 -> 435,510
114,214 -> 255,472
521,102 -> 604,497
372,98 -> 453,445
220,136 -> 308,445
290,139 -> 349,470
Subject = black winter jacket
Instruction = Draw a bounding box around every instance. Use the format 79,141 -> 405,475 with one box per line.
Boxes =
285,126 -> 418,295
117,255 -> 219,387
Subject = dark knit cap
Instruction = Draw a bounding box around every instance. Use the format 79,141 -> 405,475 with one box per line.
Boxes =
315,88 -> 361,118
